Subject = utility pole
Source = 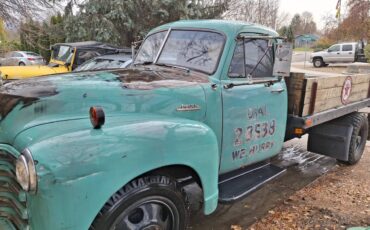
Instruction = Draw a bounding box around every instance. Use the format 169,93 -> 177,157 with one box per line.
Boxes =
336,0 -> 341,42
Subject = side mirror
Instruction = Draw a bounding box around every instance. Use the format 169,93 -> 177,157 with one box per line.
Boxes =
327,49 -> 332,53
268,39 -> 273,48
273,42 -> 293,77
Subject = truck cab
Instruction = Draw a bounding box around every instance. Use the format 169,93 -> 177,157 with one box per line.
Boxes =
0,20 -> 367,230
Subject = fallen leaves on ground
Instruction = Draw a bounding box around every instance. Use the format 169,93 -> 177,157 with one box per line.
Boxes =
249,148 -> 370,230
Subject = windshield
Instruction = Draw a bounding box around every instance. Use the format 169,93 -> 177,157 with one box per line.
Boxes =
135,31 -> 167,64
75,58 -> 131,71
135,29 -> 225,74
51,45 -> 74,63
25,52 -> 41,57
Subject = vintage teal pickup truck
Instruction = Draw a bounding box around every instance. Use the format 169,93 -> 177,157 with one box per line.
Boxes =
0,20 -> 370,230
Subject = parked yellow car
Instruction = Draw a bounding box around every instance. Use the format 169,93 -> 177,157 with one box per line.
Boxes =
0,41 -> 120,80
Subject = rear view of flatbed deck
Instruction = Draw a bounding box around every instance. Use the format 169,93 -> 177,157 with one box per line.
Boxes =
285,72 -> 370,165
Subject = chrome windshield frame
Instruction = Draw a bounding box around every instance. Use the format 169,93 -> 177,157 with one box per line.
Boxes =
153,28 -> 172,64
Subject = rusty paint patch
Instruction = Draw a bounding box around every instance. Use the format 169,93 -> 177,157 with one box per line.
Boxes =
113,66 -> 209,90
0,80 -> 58,120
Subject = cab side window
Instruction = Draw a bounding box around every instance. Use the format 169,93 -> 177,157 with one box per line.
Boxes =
12,52 -> 23,57
229,38 -> 274,79
342,45 -> 353,51
245,39 -> 273,78
75,50 -> 100,66
228,40 -> 245,78
328,45 -> 340,52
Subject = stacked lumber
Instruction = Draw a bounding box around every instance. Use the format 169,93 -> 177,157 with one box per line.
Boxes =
286,72 -> 370,117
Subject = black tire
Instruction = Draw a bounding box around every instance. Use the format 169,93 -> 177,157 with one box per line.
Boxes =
19,62 -> 25,66
313,57 -> 324,68
338,113 -> 368,165
90,175 -> 188,230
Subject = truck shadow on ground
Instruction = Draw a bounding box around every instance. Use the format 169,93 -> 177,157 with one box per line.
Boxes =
188,136 -> 337,229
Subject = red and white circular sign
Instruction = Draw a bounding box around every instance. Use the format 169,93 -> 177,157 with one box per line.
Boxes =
341,76 -> 352,104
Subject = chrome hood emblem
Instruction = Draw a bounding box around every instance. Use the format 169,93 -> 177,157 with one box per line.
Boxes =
176,104 -> 201,111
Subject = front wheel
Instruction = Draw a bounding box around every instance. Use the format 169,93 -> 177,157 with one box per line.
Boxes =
90,175 -> 188,230
313,58 -> 324,68
19,62 -> 25,66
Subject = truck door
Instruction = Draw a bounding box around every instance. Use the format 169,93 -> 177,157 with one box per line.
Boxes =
326,44 -> 341,63
341,44 -> 355,62
219,38 -> 288,174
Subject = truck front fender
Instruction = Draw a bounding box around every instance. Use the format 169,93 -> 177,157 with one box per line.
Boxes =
14,115 -> 220,230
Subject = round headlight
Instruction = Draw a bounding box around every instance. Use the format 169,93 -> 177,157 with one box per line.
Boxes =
15,149 -> 37,193
16,155 -> 29,191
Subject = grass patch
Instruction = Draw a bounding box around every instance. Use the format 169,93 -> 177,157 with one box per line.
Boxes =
294,47 -> 314,52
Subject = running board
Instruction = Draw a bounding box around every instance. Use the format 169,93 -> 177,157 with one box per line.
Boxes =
218,162 -> 286,203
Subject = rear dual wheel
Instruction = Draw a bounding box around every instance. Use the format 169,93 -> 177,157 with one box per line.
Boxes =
338,113 -> 368,165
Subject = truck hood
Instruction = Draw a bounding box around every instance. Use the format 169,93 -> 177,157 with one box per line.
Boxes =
311,49 -> 327,55
0,66 -> 208,144
0,65 -> 67,80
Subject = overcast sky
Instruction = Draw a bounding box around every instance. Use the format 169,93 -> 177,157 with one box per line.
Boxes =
280,0 -> 346,29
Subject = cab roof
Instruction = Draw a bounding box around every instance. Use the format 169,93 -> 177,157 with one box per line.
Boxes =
150,20 -> 279,38
53,41 -> 120,51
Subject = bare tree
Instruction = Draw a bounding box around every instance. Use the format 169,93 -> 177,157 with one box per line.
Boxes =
0,0 -> 58,23
275,11 -> 290,30
301,11 -> 317,34
223,0 -> 282,29
321,13 -> 338,35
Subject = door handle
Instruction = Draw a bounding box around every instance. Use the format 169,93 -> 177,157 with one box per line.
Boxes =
349,52 -> 353,54
223,83 -> 234,89
271,88 -> 285,94
337,52 -> 340,54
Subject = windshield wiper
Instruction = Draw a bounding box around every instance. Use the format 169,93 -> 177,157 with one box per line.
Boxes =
156,63 -> 191,73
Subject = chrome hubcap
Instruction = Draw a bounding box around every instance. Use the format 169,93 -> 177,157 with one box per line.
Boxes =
111,200 -> 175,230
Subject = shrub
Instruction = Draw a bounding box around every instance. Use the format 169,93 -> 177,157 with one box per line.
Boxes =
364,44 -> 370,63
314,37 -> 333,51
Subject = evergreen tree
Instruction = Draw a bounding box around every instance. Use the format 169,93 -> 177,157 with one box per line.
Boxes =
278,25 -> 294,43
63,0 -> 228,47
0,19 -> 6,42
19,12 -> 66,60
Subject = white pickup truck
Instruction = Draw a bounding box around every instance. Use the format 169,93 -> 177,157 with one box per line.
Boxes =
310,42 -> 367,67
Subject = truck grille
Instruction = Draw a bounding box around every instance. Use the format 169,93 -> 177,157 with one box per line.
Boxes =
0,150 -> 29,229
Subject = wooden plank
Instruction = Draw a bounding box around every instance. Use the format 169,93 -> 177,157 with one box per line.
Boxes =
308,81 -> 318,115
285,72 -> 306,115
303,83 -> 370,103
302,90 -> 369,116
305,74 -> 370,90
301,74 -> 370,116
287,73 -> 370,117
